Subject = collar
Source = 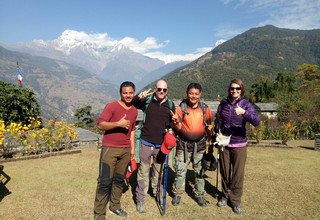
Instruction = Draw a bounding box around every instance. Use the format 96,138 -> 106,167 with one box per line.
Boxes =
186,100 -> 200,109
228,96 -> 243,105
153,94 -> 168,104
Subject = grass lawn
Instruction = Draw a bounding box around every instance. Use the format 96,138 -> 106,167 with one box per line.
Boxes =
0,140 -> 319,220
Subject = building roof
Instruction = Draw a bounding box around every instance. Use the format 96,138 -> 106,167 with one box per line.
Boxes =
136,100 -> 278,121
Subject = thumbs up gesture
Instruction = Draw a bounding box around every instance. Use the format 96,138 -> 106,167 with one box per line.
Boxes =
118,114 -> 130,129
235,104 -> 245,116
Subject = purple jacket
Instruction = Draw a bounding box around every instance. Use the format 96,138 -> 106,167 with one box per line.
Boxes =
214,97 -> 260,146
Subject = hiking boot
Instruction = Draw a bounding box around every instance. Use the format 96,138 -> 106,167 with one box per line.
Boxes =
196,196 -> 207,207
171,195 -> 181,206
109,208 -> 127,218
233,205 -> 242,214
136,202 -> 146,213
217,198 -> 227,207
151,191 -> 157,198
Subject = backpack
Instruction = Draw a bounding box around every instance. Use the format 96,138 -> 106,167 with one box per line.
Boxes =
135,94 -> 174,162
179,99 -> 208,127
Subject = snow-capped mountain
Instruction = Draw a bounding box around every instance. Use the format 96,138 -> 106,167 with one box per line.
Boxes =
5,30 -> 181,89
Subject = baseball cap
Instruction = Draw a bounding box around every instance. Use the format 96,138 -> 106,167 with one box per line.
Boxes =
125,159 -> 137,179
160,131 -> 176,154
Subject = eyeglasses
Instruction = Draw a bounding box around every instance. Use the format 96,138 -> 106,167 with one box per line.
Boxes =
157,88 -> 168,93
230,87 -> 241,91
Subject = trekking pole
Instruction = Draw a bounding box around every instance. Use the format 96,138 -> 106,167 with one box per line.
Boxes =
162,154 -> 169,216
215,145 -> 221,198
156,161 -> 164,208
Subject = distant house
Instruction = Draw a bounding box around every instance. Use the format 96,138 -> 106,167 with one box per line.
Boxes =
252,102 -> 278,118
136,100 -> 278,122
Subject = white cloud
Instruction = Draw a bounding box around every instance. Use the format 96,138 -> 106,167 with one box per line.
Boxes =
58,29 -> 116,47
55,29 -> 215,63
195,47 -> 213,53
215,39 -> 227,47
222,0 -> 320,29
57,29 -> 169,53
145,47 -> 213,64
119,37 -> 169,54
215,27 -> 245,39
257,1 -> 320,29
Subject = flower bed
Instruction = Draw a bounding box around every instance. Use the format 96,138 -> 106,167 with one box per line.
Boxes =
0,118 -> 78,160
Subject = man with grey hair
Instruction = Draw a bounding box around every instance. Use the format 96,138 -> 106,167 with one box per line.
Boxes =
132,80 -> 175,214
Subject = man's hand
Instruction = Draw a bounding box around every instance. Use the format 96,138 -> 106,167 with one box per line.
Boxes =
138,88 -> 153,99
170,110 -> 179,125
118,114 -> 130,129
130,148 -> 136,160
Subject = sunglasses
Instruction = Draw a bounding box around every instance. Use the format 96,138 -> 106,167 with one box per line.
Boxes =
230,87 -> 241,91
157,88 -> 168,92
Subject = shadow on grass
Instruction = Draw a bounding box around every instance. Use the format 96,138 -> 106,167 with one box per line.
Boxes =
0,165 -> 12,202
299,146 -> 316,150
123,163 -> 220,208
184,169 -> 220,205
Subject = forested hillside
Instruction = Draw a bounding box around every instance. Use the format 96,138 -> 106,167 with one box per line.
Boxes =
151,25 -> 320,99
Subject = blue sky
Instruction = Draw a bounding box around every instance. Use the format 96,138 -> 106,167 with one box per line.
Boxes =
1,0 -> 320,62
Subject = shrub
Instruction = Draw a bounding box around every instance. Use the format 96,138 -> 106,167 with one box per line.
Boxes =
252,119 -> 266,143
279,121 -> 296,145
0,118 -> 77,158
0,82 -> 41,126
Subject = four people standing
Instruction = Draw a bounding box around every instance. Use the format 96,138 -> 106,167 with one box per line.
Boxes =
94,78 -> 260,217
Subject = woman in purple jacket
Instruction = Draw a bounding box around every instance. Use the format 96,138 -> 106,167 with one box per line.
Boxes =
214,79 -> 260,214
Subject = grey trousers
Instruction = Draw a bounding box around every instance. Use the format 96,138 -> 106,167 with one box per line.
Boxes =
135,143 -> 165,203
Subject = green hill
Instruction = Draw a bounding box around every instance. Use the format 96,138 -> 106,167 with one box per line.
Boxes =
153,25 -> 320,99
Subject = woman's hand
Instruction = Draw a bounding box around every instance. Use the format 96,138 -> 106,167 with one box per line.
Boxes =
235,104 -> 246,115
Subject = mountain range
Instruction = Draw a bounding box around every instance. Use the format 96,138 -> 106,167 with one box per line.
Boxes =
0,46 -> 118,119
1,25 -> 319,120
0,30 -> 190,120
152,25 -> 320,99
5,30 -> 189,90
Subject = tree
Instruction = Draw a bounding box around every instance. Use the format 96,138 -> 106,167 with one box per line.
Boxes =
248,64 -> 320,139
0,81 -> 41,125
297,63 -> 320,81
275,64 -> 320,138
74,105 -> 94,128
273,71 -> 297,93
249,76 -> 274,102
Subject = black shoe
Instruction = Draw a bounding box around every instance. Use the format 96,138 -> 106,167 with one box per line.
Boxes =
109,208 -> 127,218
196,196 -> 207,207
171,195 -> 181,206
232,205 -> 242,214
217,198 -> 227,207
